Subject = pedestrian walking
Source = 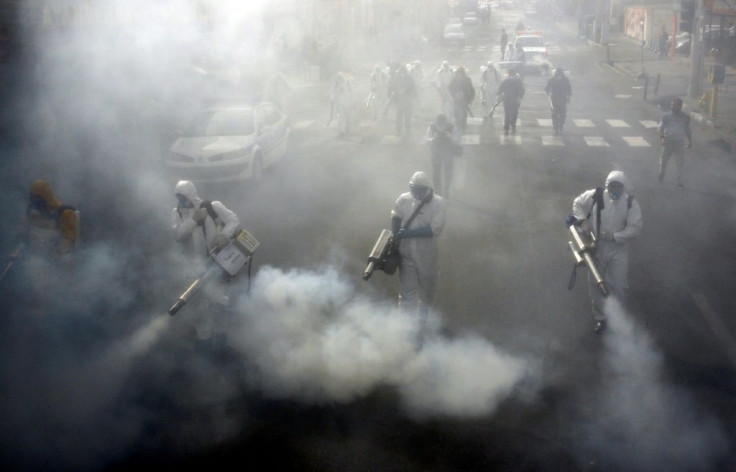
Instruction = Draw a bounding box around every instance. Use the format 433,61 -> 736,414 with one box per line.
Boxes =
434,61 -> 455,119
545,67 -> 572,134
24,179 -> 79,257
331,71 -> 354,136
367,64 -> 388,119
658,97 -> 692,188
480,61 -> 498,116
390,171 -> 447,320
448,66 -> 475,133
171,180 -> 241,349
426,114 -> 461,198
500,28 -> 508,60
504,43 -> 516,62
497,67 -> 525,135
386,63 -> 417,137
570,171 -> 643,333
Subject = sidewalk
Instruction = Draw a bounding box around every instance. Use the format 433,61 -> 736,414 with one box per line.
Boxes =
585,25 -> 736,154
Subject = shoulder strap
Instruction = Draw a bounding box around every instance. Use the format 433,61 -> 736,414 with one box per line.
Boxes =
627,195 -> 634,210
199,201 -> 220,223
594,187 -> 604,236
402,192 -> 433,229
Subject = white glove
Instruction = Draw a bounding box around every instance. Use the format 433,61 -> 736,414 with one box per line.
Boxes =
192,207 -> 208,224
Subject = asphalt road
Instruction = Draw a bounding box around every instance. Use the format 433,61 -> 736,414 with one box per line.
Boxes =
1,9 -> 736,472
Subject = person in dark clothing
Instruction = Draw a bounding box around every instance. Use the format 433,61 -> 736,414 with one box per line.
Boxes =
545,68 -> 572,134
447,66 -> 475,133
387,63 -> 417,137
497,68 -> 525,135
426,114 -> 460,198
500,28 -> 508,60
657,97 -> 692,187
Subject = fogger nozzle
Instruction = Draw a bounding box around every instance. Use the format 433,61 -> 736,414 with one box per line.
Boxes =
168,266 -> 221,316
568,224 -> 609,297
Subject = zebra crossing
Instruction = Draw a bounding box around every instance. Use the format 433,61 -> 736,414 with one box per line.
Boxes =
453,44 -> 564,55
291,116 -> 662,148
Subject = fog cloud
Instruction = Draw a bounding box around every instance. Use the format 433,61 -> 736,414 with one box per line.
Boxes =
231,265 -> 533,417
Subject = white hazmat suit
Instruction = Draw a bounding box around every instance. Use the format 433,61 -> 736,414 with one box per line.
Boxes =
171,180 -> 240,342
391,171 -> 447,316
572,171 -> 643,328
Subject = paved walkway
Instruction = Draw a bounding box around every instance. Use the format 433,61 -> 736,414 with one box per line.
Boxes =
566,20 -> 736,155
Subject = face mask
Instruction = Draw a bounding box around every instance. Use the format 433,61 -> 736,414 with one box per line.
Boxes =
608,186 -> 622,200
176,194 -> 193,208
29,194 -> 47,212
410,185 -> 432,201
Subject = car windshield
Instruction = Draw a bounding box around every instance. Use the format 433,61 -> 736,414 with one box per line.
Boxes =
515,36 -> 544,48
184,108 -> 254,137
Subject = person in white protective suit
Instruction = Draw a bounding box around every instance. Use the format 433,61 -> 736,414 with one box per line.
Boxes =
391,171 -> 447,318
171,180 -> 240,346
434,61 -> 455,119
571,170 -> 643,333
332,71 -> 354,136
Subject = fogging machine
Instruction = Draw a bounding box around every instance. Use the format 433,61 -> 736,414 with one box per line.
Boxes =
168,229 -> 260,316
362,229 -> 399,280
567,223 -> 609,297
363,195 -> 430,281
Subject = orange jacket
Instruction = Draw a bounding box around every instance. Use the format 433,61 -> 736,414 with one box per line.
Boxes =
28,180 -> 77,254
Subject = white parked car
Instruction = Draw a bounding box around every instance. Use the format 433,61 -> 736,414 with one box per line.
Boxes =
512,32 -> 551,73
167,100 -> 290,183
443,23 -> 466,46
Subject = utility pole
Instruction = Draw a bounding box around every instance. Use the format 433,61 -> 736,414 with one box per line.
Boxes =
688,0 -> 703,98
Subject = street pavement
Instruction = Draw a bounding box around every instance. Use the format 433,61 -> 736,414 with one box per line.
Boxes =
2,10 -> 736,472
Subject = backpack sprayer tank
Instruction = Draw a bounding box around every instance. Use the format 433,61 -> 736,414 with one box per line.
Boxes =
168,229 -> 259,316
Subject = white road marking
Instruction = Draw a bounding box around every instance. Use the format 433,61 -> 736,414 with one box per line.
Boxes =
574,119 -> 595,127
606,119 -> 630,127
292,120 -> 314,129
500,135 -> 522,145
467,117 -> 484,126
640,120 -> 659,128
460,134 -> 480,145
357,120 -> 373,127
537,118 -> 553,127
542,135 -> 564,146
622,136 -> 651,147
584,136 -> 609,147
614,94 -> 632,98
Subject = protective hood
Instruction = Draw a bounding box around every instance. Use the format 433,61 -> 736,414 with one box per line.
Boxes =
29,179 -> 60,209
174,180 -> 202,205
605,170 -> 630,190
409,171 -> 432,190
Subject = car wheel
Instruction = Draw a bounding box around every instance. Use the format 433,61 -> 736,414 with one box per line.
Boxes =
252,155 -> 264,181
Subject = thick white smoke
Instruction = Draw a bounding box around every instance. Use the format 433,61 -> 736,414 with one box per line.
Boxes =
583,298 -> 728,471
230,265 -> 532,417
